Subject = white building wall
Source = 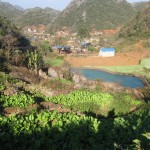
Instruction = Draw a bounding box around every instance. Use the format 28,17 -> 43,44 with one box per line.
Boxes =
99,51 -> 115,57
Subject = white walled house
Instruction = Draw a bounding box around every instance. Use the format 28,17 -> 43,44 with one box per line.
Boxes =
99,48 -> 115,57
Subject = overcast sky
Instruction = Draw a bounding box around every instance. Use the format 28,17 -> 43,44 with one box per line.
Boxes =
1,0 -> 149,10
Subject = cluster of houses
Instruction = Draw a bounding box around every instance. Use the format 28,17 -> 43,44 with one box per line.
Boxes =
52,43 -> 115,57
23,25 -> 116,57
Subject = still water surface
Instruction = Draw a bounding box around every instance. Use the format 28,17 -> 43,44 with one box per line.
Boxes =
71,68 -> 144,88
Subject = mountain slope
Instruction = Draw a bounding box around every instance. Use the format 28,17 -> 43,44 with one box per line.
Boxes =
0,15 -> 30,49
0,1 -> 24,20
48,0 -> 135,32
16,7 -> 60,27
119,3 -> 150,39
131,1 -> 149,11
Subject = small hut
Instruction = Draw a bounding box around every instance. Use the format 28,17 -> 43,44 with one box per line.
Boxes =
99,48 -> 115,57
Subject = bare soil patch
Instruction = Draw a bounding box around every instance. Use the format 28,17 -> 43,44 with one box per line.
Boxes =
65,50 -> 150,67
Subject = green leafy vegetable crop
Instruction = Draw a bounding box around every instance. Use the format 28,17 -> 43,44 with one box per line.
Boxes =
0,93 -> 35,108
46,90 -> 142,116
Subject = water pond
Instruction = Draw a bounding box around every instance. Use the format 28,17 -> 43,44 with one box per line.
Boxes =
71,68 -> 145,88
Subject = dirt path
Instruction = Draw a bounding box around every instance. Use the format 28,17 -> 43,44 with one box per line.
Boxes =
65,50 -> 150,67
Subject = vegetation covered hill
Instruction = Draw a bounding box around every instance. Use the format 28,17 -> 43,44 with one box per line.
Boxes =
0,15 -> 30,49
0,1 -> 60,27
118,3 -> 150,39
0,15 -> 30,71
48,0 -> 136,32
16,7 -> 60,27
132,1 -> 149,11
0,1 -> 24,20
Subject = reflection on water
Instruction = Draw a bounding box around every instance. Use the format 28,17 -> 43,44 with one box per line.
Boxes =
71,68 -> 144,88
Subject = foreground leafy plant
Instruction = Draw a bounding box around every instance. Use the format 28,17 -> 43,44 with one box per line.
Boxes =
0,93 -> 35,108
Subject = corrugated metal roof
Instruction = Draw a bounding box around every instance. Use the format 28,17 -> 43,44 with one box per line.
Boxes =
100,48 -> 115,52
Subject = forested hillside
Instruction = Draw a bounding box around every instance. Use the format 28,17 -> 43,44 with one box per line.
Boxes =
0,1 -> 24,20
48,0 -> 136,32
132,1 -> 149,11
0,15 -> 30,49
16,7 -> 60,27
119,3 -> 150,39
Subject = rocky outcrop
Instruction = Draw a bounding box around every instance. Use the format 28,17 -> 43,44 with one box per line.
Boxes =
10,66 -> 40,84
4,107 -> 24,116
133,89 -> 145,99
40,102 -> 62,110
40,102 -> 71,113
48,68 -> 59,78
101,82 -> 124,92
38,67 -> 65,80
73,74 -> 87,84
72,74 -> 96,89
38,69 -> 49,79
3,104 -> 39,116
3,87 -> 17,96
25,85 -> 54,97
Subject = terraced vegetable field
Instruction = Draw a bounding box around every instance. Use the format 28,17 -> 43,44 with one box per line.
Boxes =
46,90 -> 142,116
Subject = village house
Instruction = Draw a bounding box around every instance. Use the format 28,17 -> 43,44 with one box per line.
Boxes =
99,48 -> 115,57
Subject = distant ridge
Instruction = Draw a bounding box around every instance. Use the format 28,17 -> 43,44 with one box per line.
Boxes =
48,0 -> 136,32
0,1 -> 24,20
16,7 -> 61,27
